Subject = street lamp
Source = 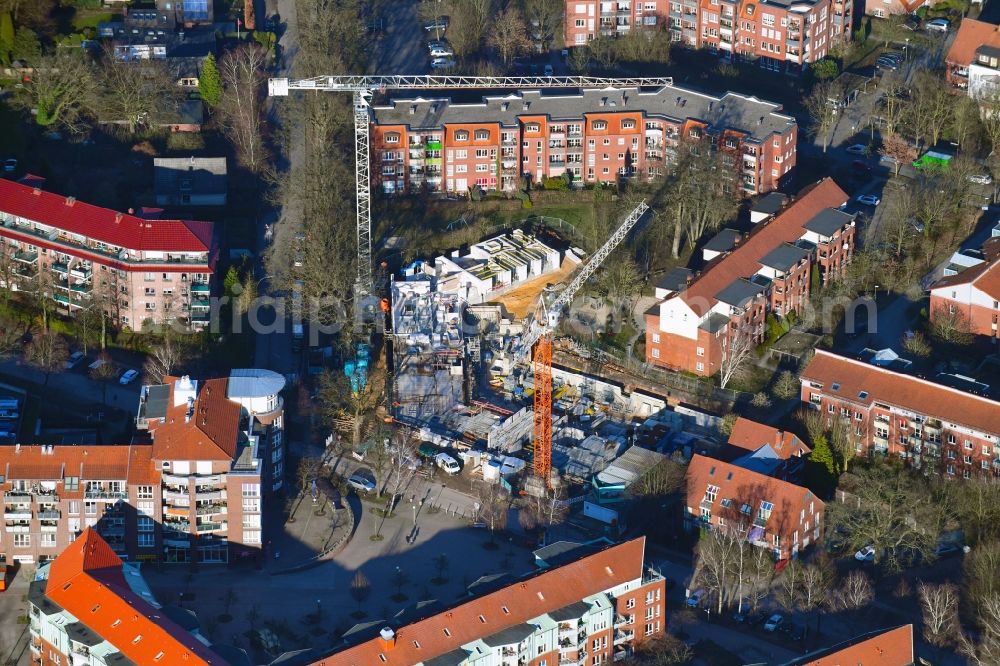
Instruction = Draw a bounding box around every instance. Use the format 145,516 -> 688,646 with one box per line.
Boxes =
412,502 -> 417,528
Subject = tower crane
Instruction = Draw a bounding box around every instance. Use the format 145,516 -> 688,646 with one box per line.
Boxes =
512,200 -> 650,484
267,75 -> 672,304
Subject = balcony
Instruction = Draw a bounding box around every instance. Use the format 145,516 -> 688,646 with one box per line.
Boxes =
163,519 -> 191,532
161,472 -> 192,485
4,492 -> 31,504
191,282 -> 210,294
5,523 -> 29,533
614,630 -> 635,645
51,262 -> 69,274
40,523 -> 59,533
614,614 -> 630,627
163,489 -> 190,504
69,266 -> 92,281
191,298 -> 210,309
37,510 -> 60,520
196,521 -> 226,533
195,489 -> 224,501
196,504 -> 227,516
4,510 -> 31,520
84,490 -> 127,500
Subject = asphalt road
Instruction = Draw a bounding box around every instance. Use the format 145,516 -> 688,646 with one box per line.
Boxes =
368,0 -> 428,75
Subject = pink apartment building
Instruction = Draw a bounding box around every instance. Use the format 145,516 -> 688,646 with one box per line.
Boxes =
0,176 -> 216,330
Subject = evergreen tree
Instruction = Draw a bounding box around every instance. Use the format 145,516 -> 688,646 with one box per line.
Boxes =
0,13 -> 14,65
199,53 -> 223,108
10,26 -> 40,64
806,433 -> 838,497
810,434 -> 836,476
810,263 -> 822,293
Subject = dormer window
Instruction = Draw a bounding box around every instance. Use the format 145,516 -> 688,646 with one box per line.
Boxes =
592,120 -> 608,131
455,130 -> 470,141
384,132 -> 400,144
474,129 -> 490,140
621,119 -> 636,130
525,123 -> 540,133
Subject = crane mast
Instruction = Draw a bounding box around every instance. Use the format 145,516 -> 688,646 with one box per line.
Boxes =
268,76 -> 671,298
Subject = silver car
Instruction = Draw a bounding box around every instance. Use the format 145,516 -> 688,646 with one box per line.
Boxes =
347,472 -> 376,493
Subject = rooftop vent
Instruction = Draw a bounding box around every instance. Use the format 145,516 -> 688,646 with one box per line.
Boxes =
65,196 -> 76,207
33,188 -> 41,196
501,102 -> 509,111
114,213 -> 123,224
409,105 -> 416,115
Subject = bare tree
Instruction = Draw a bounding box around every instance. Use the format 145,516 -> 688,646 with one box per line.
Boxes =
718,323 -> 756,390
831,569 -> 873,611
218,44 -> 268,174
522,0 -> 563,51
631,456 -> 686,498
599,253 -> 644,316
909,72 -> 953,150
929,305 -> 974,346
386,432 -> 419,503
99,46 -> 179,135
877,74 -> 908,137
349,570 -> 371,614
950,95 -> 983,150
879,133 -> 916,178
804,83 -> 837,153
24,331 -> 68,388
475,481 -> 510,544
15,51 -> 97,133
918,582 -> 959,647
142,334 -> 187,384
490,6 -> 531,67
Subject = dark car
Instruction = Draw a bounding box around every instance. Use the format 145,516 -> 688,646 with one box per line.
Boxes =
780,623 -> 807,641
852,159 -> 872,174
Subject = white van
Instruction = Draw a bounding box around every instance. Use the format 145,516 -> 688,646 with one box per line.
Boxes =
435,453 -> 461,475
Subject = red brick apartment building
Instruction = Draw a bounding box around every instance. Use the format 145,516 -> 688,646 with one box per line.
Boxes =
371,85 -> 797,196
863,0 -> 924,17
645,178 -> 853,377
685,453 -> 824,559
800,350 -> 1000,478
29,529 -> 228,666
929,238 -> 1000,338
784,625 -> 914,665
0,177 -> 216,330
312,537 -> 665,666
0,371 -> 285,565
564,0 -> 852,74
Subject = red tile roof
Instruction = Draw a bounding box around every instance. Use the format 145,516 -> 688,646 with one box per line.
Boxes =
801,350 -> 1000,436
686,454 -> 822,537
791,624 -> 914,666
45,529 -> 228,665
678,178 -> 849,316
0,178 -> 213,253
728,417 -> 811,459
148,377 -> 241,461
946,18 -> 1000,68
316,538 -> 649,666
930,238 -> 1000,301
0,445 -> 158,484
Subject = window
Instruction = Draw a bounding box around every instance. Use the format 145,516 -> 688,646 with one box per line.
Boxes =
243,529 -> 261,545
652,333 -> 660,343
696,362 -> 704,372
454,130 -> 469,141
243,514 -> 261,529
621,119 -> 636,130
242,483 -> 260,497
138,517 -> 154,532
474,129 -> 490,141
592,120 -> 608,131
696,346 -> 704,357
704,484 -> 719,502
138,533 -> 155,548
651,348 -> 660,359
137,501 -> 154,516
243,497 -> 260,513
13,534 -> 30,547
645,623 -> 655,636
68,501 -> 80,515
137,485 -> 153,499
85,501 -> 97,515
626,598 -> 636,609
40,533 -> 56,547
758,501 -> 773,521
64,476 -> 79,491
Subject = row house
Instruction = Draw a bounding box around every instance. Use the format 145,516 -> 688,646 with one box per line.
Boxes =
29,529 -> 226,666
929,237 -> 1000,339
565,0 -> 852,74
863,0 -> 925,17
645,178 -> 853,377
685,453 -> 824,560
945,18 -> 1000,95
565,1 -> 669,44
371,85 -> 797,196
0,370 -> 284,566
800,350 -> 1000,478
783,625 -> 914,665
725,416 -> 811,479
313,537 -> 665,665
0,177 -> 216,330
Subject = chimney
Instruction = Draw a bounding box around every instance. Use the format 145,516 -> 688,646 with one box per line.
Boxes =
114,213 -> 123,224
32,188 -> 41,196
14,443 -> 19,453
758,116 -> 764,125
128,208 -> 135,214
65,196 -> 76,207
409,105 -> 416,115
379,627 -> 396,651
522,102 -> 529,110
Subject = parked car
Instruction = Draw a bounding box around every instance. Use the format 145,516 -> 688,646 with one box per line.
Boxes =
3,158 -> 16,173
855,545 -> 876,562
934,542 -> 963,557
926,18 -> 949,33
429,45 -> 454,57
65,351 -> 85,369
427,39 -> 449,50
876,58 -> 900,71
780,623 -> 806,641
763,614 -> 784,632
347,471 -> 377,493
686,589 -> 706,608
118,369 -> 139,385
846,144 -> 867,155
424,17 -> 449,31
851,159 -> 872,174
435,452 -> 461,475
968,173 -> 993,185
430,57 -> 456,70
856,194 -> 881,207
544,64 -> 554,76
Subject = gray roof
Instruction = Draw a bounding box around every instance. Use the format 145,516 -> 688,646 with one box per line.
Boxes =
759,243 -> 810,272
703,228 -> 742,253
534,540 -> 584,562
752,191 -> 788,215
423,648 -> 472,666
154,156 -> 227,195
715,278 -> 767,308
656,267 -> 693,292
699,312 -> 731,334
595,445 -> 667,487
803,208 -> 853,237
549,600 -> 593,622
227,368 -> 286,398
65,621 -> 105,647
373,85 -> 795,143
482,623 -> 537,647
28,580 -> 63,616
142,384 -> 170,421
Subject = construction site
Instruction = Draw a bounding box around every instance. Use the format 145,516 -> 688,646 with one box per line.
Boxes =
270,75 -> 725,512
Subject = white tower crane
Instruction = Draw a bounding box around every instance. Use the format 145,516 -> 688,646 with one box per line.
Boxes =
267,75 -> 672,302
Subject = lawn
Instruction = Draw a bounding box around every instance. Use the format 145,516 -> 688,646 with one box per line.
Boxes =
72,10 -> 116,31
